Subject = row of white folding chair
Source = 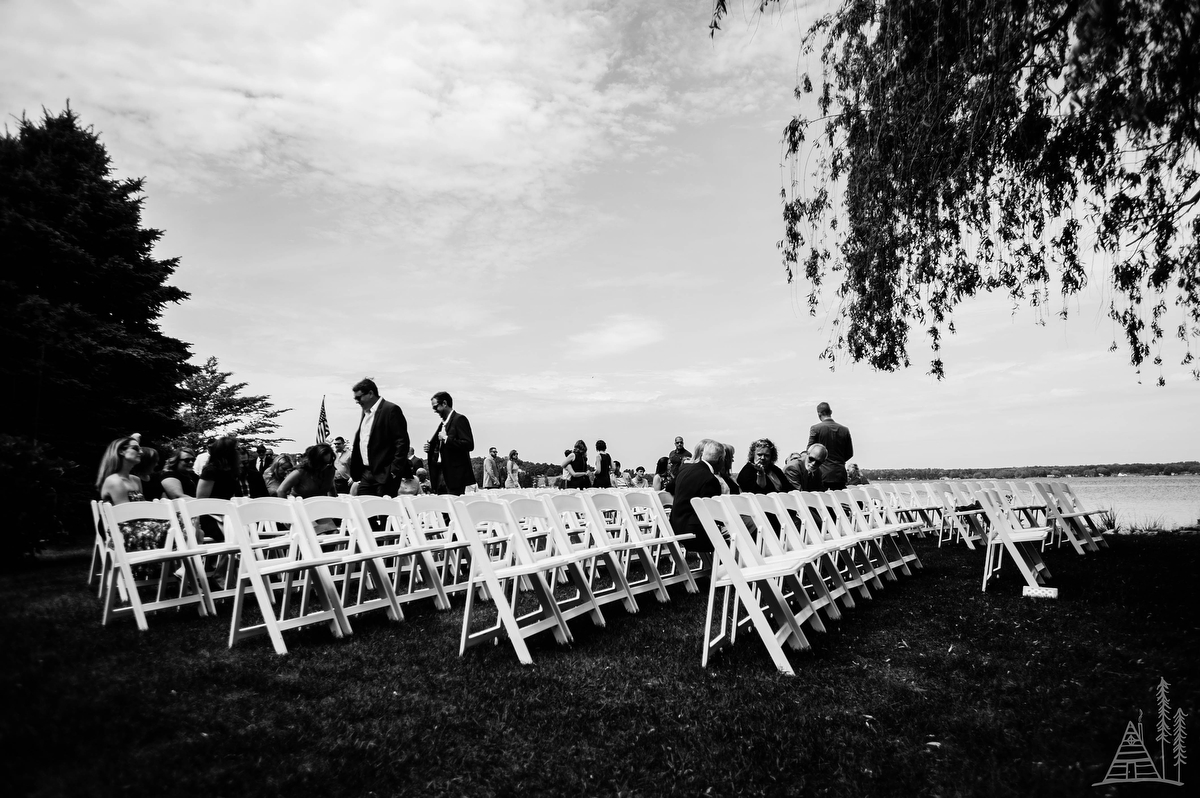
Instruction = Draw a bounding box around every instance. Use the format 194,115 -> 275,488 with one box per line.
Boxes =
691,488 -> 929,674
449,490 -> 703,663
95,499 -> 215,631
867,483 -> 938,535
976,488 -> 1054,593
1028,481 -> 1108,554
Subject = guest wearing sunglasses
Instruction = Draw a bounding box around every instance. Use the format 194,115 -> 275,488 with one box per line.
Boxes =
160,449 -> 199,499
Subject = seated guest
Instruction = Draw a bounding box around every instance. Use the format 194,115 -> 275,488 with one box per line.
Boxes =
416,467 -> 432,494
847,463 -> 869,485
736,438 -> 790,495
160,449 -> 198,499
133,446 -> 163,500
652,456 -> 670,492
238,449 -> 269,498
798,445 -> 828,492
783,452 -> 807,491
718,443 -> 738,495
264,453 -> 295,497
277,444 -> 337,498
669,440 -> 725,569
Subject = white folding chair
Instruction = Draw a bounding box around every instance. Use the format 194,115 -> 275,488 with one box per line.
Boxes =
768,491 -> 855,612
692,497 -> 812,676
98,500 -> 214,630
618,490 -> 701,592
452,499 -> 599,664
795,491 -> 877,600
88,500 -> 110,596
225,498 -> 351,655
172,497 -> 249,604
1030,482 -> 1101,554
846,487 -> 922,575
542,493 -> 640,612
351,496 -> 450,610
826,491 -> 895,587
293,497 -> 404,622
978,489 -> 1053,593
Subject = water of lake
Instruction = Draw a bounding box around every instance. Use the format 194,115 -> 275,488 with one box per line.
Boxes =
1062,475 -> 1200,530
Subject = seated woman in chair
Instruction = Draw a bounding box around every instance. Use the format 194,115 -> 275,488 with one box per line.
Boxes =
159,448 -> 198,499
97,437 -> 169,557
277,443 -> 337,498
736,438 -> 790,495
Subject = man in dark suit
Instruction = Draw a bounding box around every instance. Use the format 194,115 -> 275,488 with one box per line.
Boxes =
238,449 -> 269,498
669,440 -> 724,557
253,444 -> 271,475
349,377 -> 413,496
807,402 -> 854,491
425,391 -> 475,495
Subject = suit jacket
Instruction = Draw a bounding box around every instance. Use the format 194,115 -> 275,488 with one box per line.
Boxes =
785,462 -> 826,492
669,462 -> 722,552
350,398 -> 413,494
427,410 -> 475,495
808,418 -> 854,487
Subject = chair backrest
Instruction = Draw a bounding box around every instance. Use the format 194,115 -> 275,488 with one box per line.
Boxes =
619,489 -> 672,544
100,500 -> 186,556
402,494 -> 459,544
173,497 -> 238,547
450,497 -> 533,569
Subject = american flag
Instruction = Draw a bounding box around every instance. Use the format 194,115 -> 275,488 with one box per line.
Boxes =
316,396 -> 330,444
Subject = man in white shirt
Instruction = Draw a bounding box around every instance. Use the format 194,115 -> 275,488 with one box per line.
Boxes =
349,377 -> 413,496
332,436 -> 352,493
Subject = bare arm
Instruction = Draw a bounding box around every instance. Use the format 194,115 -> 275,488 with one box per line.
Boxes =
161,476 -> 185,500
196,479 -> 214,500
277,469 -> 303,498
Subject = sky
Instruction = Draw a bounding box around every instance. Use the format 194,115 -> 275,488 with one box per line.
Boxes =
2,0 -> 1196,472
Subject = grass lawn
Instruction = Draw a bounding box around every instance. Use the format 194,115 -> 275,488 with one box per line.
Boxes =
2,530 -> 1197,797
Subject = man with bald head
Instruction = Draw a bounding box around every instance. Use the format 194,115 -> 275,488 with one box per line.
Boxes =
807,402 -> 853,491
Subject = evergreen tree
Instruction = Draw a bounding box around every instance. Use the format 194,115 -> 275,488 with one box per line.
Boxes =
1173,708 -> 1187,784
1157,677 -> 1171,772
0,106 -> 193,538
176,356 -> 290,448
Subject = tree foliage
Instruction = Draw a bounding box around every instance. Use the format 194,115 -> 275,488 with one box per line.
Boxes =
713,0 -> 1200,381
176,356 -> 290,448
0,106 -> 194,531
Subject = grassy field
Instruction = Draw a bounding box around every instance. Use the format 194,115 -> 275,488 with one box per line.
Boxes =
2,529 -> 1197,797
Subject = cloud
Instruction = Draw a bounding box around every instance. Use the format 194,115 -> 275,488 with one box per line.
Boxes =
565,313 -> 665,357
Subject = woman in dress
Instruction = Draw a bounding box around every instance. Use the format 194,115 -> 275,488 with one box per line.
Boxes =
652,456 -> 670,492
264,453 -> 295,497
592,440 -> 612,489
160,448 -> 198,499
505,449 -> 523,488
96,437 -> 169,558
277,444 -> 337,498
562,440 -> 591,490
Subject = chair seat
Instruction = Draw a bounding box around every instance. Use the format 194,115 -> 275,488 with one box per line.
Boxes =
255,553 -> 345,577
1003,526 -> 1052,544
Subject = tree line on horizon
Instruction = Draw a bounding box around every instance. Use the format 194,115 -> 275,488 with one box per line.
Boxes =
863,461 -> 1200,481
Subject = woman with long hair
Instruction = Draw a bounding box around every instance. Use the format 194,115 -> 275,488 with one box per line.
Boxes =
592,440 -> 612,489
264,453 -> 296,497
160,448 -> 198,499
132,446 -> 162,500
277,443 -> 337,498
96,437 -> 169,559
505,449 -> 523,489
652,456 -> 670,492
562,440 -> 591,490
97,437 -> 145,504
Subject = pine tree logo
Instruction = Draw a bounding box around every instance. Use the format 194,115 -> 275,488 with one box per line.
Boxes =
1094,678 -> 1187,786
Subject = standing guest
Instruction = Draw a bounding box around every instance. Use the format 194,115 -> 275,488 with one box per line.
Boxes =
667,436 -> 690,482
264,453 -> 296,497
592,441 -> 613,489
669,441 -> 725,569
847,463 -> 870,485
482,446 -> 503,489
652,456 -> 671,492
425,391 -> 475,495
736,438 -> 790,495
332,437 -> 352,494
277,444 -> 337,498
409,446 -> 424,475
133,446 -> 162,500
808,401 -> 854,491
160,449 -> 198,499
562,440 -> 591,490
350,377 -> 414,497
254,444 -> 271,475
238,449 -> 269,498
505,449 -> 523,489
192,437 -> 213,476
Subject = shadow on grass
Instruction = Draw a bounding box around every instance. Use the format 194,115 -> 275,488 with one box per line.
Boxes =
1,532 -> 1196,796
